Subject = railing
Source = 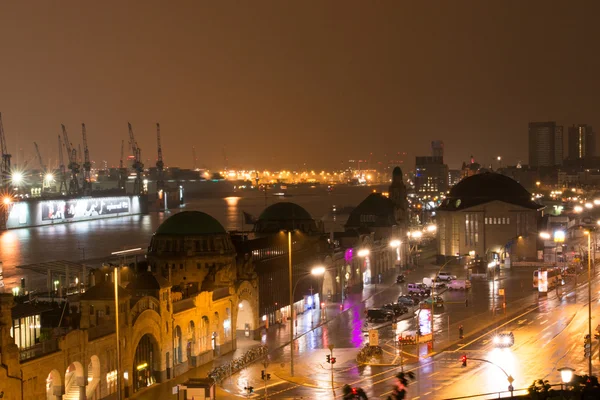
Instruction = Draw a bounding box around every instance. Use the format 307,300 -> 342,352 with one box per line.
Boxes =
19,338 -> 59,362
173,297 -> 195,314
131,296 -> 161,325
88,323 -> 116,341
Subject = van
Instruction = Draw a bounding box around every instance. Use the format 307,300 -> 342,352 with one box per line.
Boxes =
448,279 -> 471,290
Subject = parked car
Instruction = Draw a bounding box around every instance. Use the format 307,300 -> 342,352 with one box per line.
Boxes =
366,308 -> 394,322
438,272 -> 457,281
383,303 -> 408,316
408,283 -> 431,296
398,295 -> 419,306
448,279 -> 471,290
396,274 -> 405,284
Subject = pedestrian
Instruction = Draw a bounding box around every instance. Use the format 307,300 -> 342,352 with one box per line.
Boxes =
465,298 -> 469,307
459,324 -> 464,339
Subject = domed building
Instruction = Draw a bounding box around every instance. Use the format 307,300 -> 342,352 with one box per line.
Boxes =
437,172 -> 544,262
254,202 -> 318,234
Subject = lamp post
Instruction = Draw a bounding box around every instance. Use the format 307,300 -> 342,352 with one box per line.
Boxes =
110,247 -> 141,399
289,262 -> 326,377
585,230 -> 593,376
558,366 -> 574,392
390,240 -> 401,272
407,231 -> 422,266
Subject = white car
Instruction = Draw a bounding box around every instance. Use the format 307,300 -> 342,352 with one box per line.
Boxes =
438,272 -> 457,281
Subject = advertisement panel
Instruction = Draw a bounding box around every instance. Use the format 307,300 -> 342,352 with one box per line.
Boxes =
538,269 -> 548,293
41,197 -> 131,221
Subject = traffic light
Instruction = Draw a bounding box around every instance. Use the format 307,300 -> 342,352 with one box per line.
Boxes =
461,354 -> 467,367
584,336 -> 592,357
267,373 -> 271,380
326,354 -> 331,363
331,357 -> 336,364
261,370 -> 265,380
244,386 -> 254,394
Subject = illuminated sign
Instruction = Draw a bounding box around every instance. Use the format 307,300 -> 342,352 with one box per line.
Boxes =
538,269 -> 548,293
554,230 -> 565,243
41,197 -> 131,221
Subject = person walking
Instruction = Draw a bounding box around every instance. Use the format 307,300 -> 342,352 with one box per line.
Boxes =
459,324 -> 464,339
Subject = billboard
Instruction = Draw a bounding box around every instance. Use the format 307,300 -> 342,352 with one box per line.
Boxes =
41,197 -> 131,221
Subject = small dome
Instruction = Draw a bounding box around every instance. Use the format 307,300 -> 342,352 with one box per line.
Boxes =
127,272 -> 170,291
155,211 -> 226,236
258,202 -> 312,221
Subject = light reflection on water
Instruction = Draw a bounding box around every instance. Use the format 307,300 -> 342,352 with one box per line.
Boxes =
0,186 -> 383,289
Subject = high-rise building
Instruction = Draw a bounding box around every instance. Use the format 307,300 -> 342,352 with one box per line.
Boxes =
528,122 -> 563,167
568,124 -> 595,161
415,156 -> 448,195
431,140 -> 444,159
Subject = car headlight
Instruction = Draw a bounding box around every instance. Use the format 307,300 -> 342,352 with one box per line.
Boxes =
493,336 -> 500,344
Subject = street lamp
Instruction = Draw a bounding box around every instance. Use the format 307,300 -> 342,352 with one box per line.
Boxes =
289,265 -> 325,377
426,224 -> 437,233
585,202 -> 594,209
390,240 -> 401,265
584,231 -> 593,376
558,366 -> 574,387
539,232 -> 551,240
574,205 -> 583,213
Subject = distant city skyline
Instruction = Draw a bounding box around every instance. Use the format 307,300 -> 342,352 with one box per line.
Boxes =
1,2 -> 599,171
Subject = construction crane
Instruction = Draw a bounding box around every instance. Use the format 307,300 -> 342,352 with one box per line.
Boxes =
33,142 -> 50,191
118,140 -> 126,190
57,135 -> 67,194
127,122 -> 144,195
156,123 -> 164,192
61,124 -> 80,195
81,123 -> 92,195
0,113 -> 12,190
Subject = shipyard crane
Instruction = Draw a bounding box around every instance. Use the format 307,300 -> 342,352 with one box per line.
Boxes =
57,135 -> 67,194
118,140 -> 126,190
127,122 -> 144,194
61,124 -> 80,195
156,123 -> 164,192
0,113 -> 12,190
81,123 -> 92,195
33,142 -> 51,190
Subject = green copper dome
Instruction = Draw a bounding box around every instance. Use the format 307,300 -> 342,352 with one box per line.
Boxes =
155,211 -> 226,236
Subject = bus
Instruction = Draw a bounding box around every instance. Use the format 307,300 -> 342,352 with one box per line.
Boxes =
533,267 -> 562,290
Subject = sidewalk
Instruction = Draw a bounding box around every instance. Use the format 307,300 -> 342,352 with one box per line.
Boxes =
131,271 -> 400,399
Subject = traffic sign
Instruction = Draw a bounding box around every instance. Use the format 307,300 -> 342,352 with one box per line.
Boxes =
369,330 -> 379,346
507,375 -> 514,384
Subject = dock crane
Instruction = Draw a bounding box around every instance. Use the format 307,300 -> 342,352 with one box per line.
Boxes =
81,123 -> 92,195
118,140 -> 126,190
127,122 -> 144,195
33,142 -> 51,190
156,123 -> 164,192
61,124 -> 80,195
0,113 -> 12,190
57,135 -> 67,194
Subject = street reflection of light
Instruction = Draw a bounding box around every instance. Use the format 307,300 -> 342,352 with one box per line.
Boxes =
224,196 -> 240,206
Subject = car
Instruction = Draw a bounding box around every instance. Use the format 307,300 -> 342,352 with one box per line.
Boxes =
423,277 -> 446,289
422,296 -> 444,307
398,295 -> 419,306
448,279 -> 472,290
366,308 -> 394,322
383,303 -> 408,316
396,274 -> 405,284
492,332 -> 514,348
408,283 -> 431,296
438,272 -> 457,281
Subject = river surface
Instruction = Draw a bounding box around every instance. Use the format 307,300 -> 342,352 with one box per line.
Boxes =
0,185 -> 385,289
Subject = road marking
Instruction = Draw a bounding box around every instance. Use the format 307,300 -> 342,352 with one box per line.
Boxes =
518,319 -> 527,324
540,319 -> 548,325
424,392 -> 432,396
428,371 -> 440,377
528,321 -> 534,325
456,306 -> 540,350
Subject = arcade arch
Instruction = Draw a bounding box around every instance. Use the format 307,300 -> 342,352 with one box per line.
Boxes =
87,355 -> 101,399
64,361 -> 84,400
133,333 -> 159,392
236,300 -> 255,331
174,325 -> 183,364
45,369 -> 61,400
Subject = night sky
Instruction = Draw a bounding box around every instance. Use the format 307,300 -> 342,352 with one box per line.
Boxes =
0,1 -> 598,171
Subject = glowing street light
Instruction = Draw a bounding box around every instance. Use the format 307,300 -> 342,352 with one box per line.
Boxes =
44,173 -> 54,183
585,202 -> 593,209
357,249 -> 370,257
411,231 -> 423,239
558,366 -> 574,385
594,199 -> 600,206
574,205 -> 583,213
389,240 -> 401,248
12,171 -> 23,185
426,224 -> 437,233
539,232 -> 551,240
311,266 -> 326,276
3,197 -> 11,205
